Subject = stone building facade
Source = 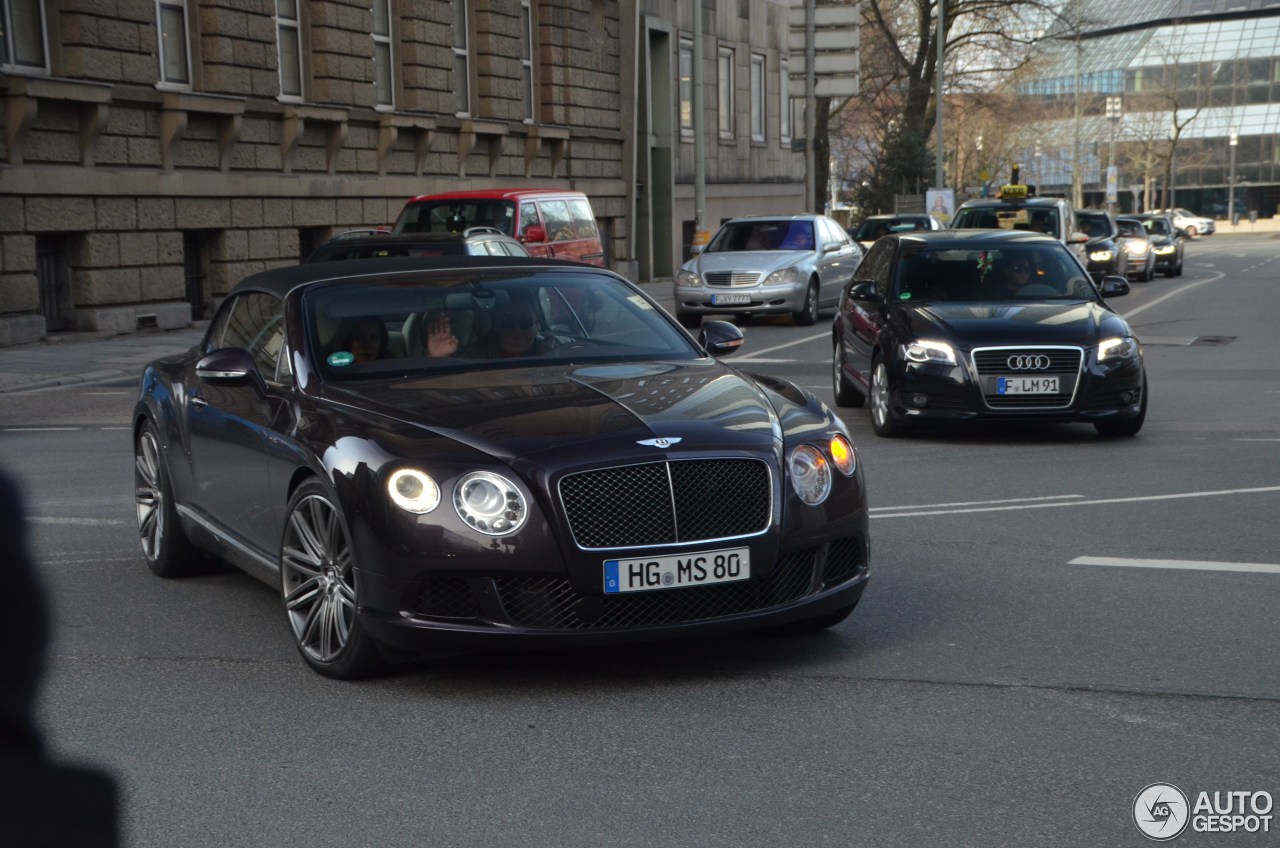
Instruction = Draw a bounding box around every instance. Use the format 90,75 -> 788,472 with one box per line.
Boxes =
1,0 -> 805,346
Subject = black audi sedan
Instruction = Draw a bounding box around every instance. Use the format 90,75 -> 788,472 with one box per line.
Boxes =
134,256 -> 869,678
1076,209 -> 1130,283
831,230 -> 1147,438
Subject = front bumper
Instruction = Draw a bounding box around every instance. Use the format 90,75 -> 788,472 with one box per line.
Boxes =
884,348 -> 1145,427
675,281 -> 807,316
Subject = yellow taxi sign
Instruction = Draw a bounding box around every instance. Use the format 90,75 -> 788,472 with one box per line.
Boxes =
999,184 -> 1029,199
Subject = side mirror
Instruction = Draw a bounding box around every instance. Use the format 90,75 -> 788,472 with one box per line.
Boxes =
697,320 -> 745,357
196,347 -> 260,385
1175,228 -> 1189,239
1068,231 -> 1090,244
823,242 -> 841,253
1100,276 -> 1130,298
522,224 -> 547,244
845,280 -> 882,302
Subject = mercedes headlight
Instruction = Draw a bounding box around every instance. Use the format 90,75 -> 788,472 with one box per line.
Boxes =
387,469 -> 441,514
676,269 -> 702,287
902,339 -> 957,365
453,471 -> 528,535
1098,336 -> 1140,362
1089,249 -> 1113,262
764,267 -> 802,286
1129,242 -> 1149,255
788,444 -> 832,506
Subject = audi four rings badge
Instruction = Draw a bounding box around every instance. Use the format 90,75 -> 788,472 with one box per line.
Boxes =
1007,354 -> 1052,370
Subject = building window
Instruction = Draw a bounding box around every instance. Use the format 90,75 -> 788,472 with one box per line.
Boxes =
779,56 -> 791,143
156,0 -> 191,87
36,235 -> 73,332
2,0 -> 48,73
520,0 -> 535,121
679,38 -> 693,138
453,0 -> 471,116
276,0 -> 303,99
372,0 -> 393,109
718,46 -> 734,140
182,232 -> 210,321
750,53 -> 765,142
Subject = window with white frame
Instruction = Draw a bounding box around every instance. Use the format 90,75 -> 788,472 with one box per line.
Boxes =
679,38 -> 693,138
718,46 -> 734,139
453,0 -> 471,116
275,0 -> 303,99
520,0 -> 535,121
156,0 -> 191,86
372,0 -> 393,109
779,56 -> 791,143
750,53 -> 765,142
2,0 -> 48,72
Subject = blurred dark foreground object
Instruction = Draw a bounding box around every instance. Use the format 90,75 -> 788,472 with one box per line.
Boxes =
0,466 -> 119,848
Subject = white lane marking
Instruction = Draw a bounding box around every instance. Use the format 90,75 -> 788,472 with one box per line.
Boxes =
1236,438 -> 1280,442
732,357 -> 800,364
4,427 -> 82,432
1072,556 -> 1280,575
1121,269 -> 1225,320
31,517 -> 127,526
872,484 -> 1280,518
737,331 -> 828,359
45,556 -> 139,565
870,494 -> 1084,512
85,391 -> 130,396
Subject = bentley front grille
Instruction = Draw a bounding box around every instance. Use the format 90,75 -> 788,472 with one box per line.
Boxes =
559,458 -> 772,550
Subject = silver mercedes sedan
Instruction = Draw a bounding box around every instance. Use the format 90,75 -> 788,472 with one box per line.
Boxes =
674,214 -> 864,327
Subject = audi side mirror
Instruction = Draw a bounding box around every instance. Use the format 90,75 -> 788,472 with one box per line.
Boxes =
1100,276 -> 1130,298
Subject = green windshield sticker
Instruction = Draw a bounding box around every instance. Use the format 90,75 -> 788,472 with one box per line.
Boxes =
899,292 -> 912,300
327,351 -> 355,367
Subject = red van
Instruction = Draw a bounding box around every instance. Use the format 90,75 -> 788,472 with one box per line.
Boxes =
391,189 -> 604,266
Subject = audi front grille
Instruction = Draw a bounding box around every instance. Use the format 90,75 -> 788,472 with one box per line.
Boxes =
970,346 -> 1084,410
558,458 -> 772,550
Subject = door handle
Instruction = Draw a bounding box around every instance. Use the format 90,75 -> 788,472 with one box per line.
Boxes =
190,394 -> 208,409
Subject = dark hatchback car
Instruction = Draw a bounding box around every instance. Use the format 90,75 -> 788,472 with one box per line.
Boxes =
1076,209 -> 1130,283
134,257 -> 870,678
1133,214 -> 1185,277
831,230 -> 1147,438
305,227 -> 530,263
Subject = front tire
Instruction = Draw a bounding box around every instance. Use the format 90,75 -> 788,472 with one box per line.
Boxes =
135,421 -> 199,578
1094,374 -> 1148,437
832,338 -> 866,407
793,279 -> 819,326
280,480 -> 385,679
869,356 -> 907,437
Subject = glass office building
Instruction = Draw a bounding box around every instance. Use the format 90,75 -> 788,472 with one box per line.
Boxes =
1018,0 -> 1280,218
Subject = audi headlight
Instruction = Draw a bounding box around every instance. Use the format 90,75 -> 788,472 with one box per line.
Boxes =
1154,244 -> 1175,255
1089,249 -> 1113,262
387,468 -> 441,514
453,471 -> 528,535
788,444 -> 832,506
1098,336 -> 1140,362
676,269 -> 702,287
828,434 -> 856,477
902,339 -> 957,365
764,267 -> 801,286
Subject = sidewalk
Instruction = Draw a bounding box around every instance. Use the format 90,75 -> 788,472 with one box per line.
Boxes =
0,323 -> 208,394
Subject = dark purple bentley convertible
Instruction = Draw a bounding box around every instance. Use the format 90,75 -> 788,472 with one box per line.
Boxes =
134,256 -> 869,678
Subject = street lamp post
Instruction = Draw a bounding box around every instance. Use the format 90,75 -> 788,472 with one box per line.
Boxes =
1105,96 -> 1122,213
1227,126 -> 1239,227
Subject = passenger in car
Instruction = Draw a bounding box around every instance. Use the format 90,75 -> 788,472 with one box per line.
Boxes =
427,292 -> 556,359
342,317 -> 389,363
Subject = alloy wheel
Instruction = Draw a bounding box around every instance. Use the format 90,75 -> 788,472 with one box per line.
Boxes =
134,429 -> 164,560
871,362 -> 891,429
282,494 -> 357,664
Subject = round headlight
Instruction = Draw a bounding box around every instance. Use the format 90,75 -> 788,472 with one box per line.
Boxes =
387,469 -> 440,514
829,434 -> 856,476
676,269 -> 702,287
453,471 -> 528,536
788,444 -> 832,506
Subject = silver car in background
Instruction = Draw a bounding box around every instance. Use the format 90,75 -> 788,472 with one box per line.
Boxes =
674,214 -> 863,327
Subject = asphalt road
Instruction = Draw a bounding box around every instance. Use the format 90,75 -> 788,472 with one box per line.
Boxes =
2,235 -> 1278,846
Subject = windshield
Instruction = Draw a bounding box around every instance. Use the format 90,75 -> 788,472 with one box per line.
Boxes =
706,220 -> 815,252
1141,218 -> 1172,236
393,200 -> 517,235
892,245 -> 1097,303
952,205 -> 1058,236
305,271 -> 698,380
